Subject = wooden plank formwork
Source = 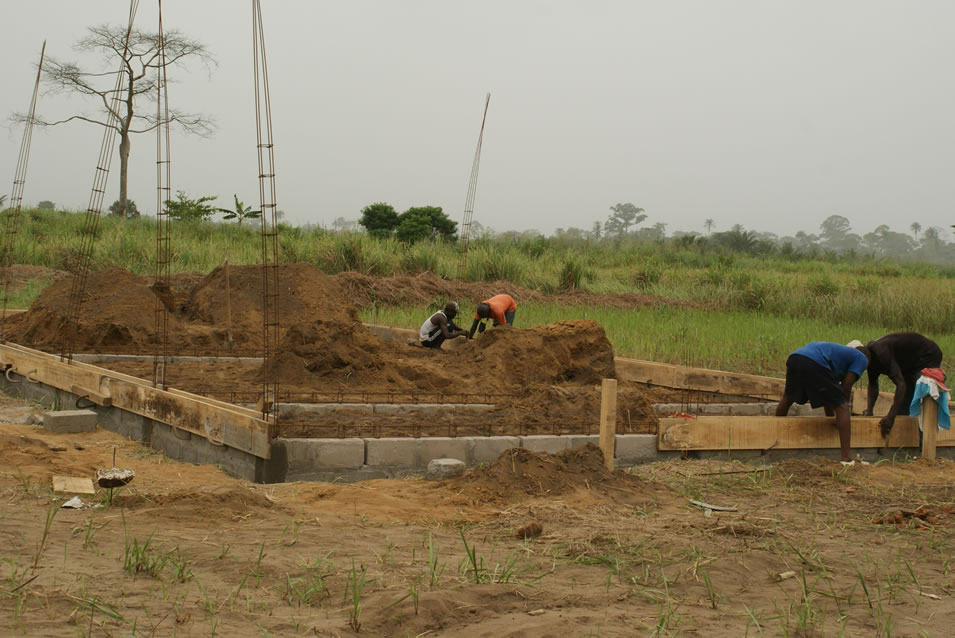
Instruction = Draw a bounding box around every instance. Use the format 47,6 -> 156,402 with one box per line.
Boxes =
658,415 -> 955,451
615,356 -> 910,414
0,342 -> 272,459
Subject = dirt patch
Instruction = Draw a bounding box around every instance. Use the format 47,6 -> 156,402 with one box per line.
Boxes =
3,418 -> 954,637
447,444 -> 653,504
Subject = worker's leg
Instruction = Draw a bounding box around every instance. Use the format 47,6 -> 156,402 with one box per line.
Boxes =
505,310 -> 516,326
833,403 -> 851,461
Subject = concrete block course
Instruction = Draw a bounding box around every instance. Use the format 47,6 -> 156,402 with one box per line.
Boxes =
42,409 -> 97,433
284,438 -> 365,470
614,434 -> 660,465
520,435 -> 571,454
417,437 -> 469,465
468,436 -> 519,464
365,438 -> 418,467
566,434 -> 599,450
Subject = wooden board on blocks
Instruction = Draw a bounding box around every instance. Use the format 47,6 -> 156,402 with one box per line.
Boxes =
657,415 -> 954,451
52,476 -> 96,495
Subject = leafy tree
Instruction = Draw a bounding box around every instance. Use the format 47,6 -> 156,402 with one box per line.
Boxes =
163,190 -> 217,222
215,195 -> 260,226
604,203 -> 647,238
109,199 -> 138,218
395,206 -> 457,243
15,24 -> 215,219
37,200 -> 56,210
710,225 -> 759,254
358,202 -> 399,238
819,215 -> 861,253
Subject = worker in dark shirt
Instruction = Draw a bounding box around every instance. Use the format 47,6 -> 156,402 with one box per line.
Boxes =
863,332 -> 943,437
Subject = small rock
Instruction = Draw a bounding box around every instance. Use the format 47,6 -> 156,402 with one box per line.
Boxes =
516,521 -> 544,539
49,444 -> 68,452
426,458 -> 465,480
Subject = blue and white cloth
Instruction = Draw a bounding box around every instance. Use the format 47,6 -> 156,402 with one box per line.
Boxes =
909,375 -> 951,431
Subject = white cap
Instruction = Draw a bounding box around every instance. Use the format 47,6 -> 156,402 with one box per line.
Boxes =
846,340 -> 864,349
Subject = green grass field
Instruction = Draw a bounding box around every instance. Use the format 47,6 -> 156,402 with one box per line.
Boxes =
3,208 -> 953,382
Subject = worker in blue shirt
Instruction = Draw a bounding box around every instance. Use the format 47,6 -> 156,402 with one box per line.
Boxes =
776,341 -> 870,464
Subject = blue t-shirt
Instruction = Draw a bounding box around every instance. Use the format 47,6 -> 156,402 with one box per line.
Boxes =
793,342 -> 868,380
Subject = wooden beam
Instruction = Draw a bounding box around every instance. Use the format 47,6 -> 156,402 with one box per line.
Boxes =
599,378 -> 617,471
0,343 -> 271,459
658,415 -> 955,451
921,398 -> 938,461
52,476 -> 95,494
615,356 -> 909,415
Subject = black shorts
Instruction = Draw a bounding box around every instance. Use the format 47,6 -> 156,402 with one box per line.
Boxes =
784,354 -> 847,409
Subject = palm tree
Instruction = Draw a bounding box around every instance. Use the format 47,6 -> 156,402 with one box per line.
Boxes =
704,218 -> 714,236
910,221 -> 922,241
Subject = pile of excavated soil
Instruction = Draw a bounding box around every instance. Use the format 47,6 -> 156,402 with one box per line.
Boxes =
4,264 -> 659,430
3,263 -> 360,353
2,267 -> 185,350
446,444 -> 649,504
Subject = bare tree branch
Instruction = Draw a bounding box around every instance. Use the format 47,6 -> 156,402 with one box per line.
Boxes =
11,23 -> 217,219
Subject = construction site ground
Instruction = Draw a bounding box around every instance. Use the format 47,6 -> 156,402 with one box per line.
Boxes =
1,394 -> 953,637
0,264 -> 729,438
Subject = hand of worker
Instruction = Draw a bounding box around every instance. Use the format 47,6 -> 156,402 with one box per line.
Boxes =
879,416 -> 894,438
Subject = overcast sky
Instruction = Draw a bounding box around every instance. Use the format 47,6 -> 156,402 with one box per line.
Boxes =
2,1 -> 953,239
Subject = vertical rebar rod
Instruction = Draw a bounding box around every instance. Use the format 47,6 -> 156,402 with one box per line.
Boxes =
457,92 -> 491,274
62,0 -> 140,363
152,0 -> 172,388
1,41 -> 46,342
252,0 -> 281,427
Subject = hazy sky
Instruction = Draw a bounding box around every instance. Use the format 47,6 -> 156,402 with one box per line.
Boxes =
2,1 -> 953,239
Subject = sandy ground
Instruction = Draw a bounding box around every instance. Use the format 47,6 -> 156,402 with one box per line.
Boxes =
1,392 -> 953,637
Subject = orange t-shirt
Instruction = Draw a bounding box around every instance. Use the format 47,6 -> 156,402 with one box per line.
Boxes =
475,294 -> 516,325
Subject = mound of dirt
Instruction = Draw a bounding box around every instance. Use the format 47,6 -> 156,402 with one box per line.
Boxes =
447,444 -> 647,503
258,319 -> 385,383
465,320 -> 615,387
180,263 -> 357,349
4,263 -> 363,353
2,267 -> 182,350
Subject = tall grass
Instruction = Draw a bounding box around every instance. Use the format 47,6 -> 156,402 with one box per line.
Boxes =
3,208 -> 953,351
363,303 -> 955,381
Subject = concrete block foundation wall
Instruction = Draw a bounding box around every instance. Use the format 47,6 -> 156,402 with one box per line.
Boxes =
5,373 -> 951,485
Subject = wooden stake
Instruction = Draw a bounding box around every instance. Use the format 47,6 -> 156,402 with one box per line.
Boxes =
599,378 -> 617,471
921,395 -> 938,461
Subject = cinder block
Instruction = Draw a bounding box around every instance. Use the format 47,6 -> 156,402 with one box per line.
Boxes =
566,435 -> 599,450
614,434 -> 658,464
520,435 -> 570,454
468,436 -> 519,464
426,458 -> 466,479
42,409 -> 97,434
416,437 -> 468,465
365,438 -> 417,466
282,438 -> 364,470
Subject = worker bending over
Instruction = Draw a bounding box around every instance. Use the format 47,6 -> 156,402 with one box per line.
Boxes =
468,294 -> 517,339
419,302 -> 467,351
776,341 -> 869,464
862,332 -> 944,437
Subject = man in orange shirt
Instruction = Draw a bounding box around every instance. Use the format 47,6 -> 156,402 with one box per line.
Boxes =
468,294 -> 516,339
